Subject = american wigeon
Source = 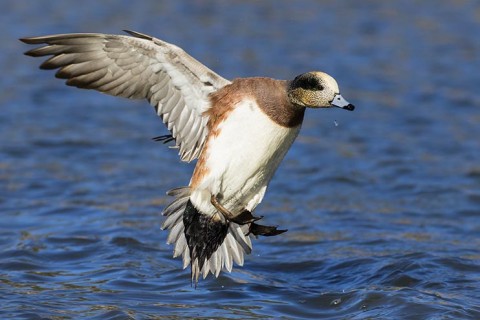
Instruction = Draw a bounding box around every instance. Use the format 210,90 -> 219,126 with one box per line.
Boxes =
21,30 -> 354,284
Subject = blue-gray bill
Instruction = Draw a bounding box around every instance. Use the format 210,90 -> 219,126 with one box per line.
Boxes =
331,93 -> 355,111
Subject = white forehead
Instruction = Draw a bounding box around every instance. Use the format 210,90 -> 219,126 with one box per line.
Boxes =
312,71 -> 339,93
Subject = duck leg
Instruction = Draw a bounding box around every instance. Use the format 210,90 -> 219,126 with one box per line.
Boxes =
210,195 -> 287,237
210,194 -> 261,224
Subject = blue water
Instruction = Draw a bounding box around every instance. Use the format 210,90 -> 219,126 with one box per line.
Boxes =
2,0 -> 480,319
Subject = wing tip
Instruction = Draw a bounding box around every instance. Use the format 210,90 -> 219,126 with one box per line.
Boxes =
19,36 -> 45,45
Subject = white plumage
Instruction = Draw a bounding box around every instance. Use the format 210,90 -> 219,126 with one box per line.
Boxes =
190,99 -> 301,217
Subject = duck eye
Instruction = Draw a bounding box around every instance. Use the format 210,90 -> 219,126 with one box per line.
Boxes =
297,76 -> 324,91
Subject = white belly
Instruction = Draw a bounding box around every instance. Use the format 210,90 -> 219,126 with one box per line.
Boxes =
190,99 -> 301,217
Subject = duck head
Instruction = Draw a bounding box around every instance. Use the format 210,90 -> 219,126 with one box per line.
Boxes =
287,71 -> 355,111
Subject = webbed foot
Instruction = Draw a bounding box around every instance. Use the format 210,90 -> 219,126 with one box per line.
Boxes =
248,223 -> 287,237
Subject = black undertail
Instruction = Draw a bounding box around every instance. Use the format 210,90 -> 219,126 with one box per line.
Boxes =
183,200 -> 228,272
182,200 -> 287,282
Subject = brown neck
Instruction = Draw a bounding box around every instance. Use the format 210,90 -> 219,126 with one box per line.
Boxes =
214,78 -> 306,128
255,79 -> 305,128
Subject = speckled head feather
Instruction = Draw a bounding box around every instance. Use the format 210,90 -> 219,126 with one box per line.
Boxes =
288,71 -> 340,108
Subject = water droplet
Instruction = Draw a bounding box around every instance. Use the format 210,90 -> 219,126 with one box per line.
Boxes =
330,298 -> 342,305
334,120 -> 339,127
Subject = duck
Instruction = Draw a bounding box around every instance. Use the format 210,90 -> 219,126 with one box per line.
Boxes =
20,30 -> 355,284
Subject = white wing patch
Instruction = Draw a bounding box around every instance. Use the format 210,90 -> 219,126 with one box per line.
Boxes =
21,30 -> 231,162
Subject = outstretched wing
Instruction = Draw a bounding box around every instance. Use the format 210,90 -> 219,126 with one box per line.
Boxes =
20,30 -> 231,162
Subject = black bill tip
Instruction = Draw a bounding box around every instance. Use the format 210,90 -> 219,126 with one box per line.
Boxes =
344,104 -> 355,111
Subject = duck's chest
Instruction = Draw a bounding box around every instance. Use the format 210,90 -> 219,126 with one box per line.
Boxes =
199,99 -> 301,201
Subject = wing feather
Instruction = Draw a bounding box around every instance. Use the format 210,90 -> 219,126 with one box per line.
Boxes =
21,31 -> 231,162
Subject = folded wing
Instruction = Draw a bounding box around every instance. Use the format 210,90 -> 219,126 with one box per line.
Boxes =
21,30 -> 231,162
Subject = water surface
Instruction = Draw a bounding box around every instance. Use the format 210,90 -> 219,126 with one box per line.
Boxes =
1,1 -> 480,319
